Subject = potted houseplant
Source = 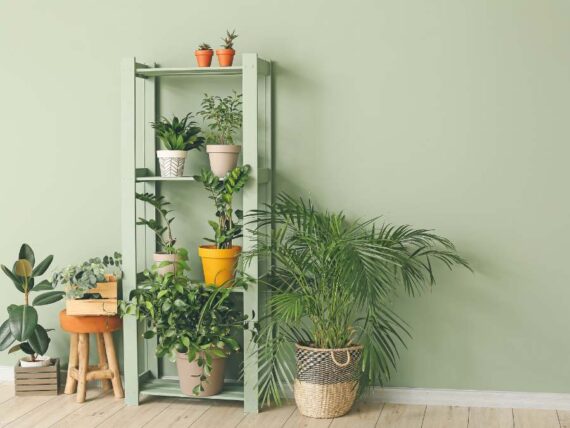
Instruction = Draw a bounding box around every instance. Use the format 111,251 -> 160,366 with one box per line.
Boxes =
152,113 -> 204,177
52,253 -> 122,316
216,30 -> 238,67
120,258 -> 247,396
195,43 -> 214,67
194,165 -> 250,286
245,194 -> 471,418
198,92 -> 243,178
135,192 -> 189,275
0,244 -> 65,395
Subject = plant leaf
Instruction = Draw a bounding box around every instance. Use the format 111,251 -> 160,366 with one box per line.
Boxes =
18,244 -> 35,267
8,305 -> 38,341
31,255 -> 53,277
32,291 -> 65,306
0,319 -> 15,351
27,324 -> 50,355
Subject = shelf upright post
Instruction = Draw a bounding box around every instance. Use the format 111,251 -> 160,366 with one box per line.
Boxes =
121,57 -> 140,405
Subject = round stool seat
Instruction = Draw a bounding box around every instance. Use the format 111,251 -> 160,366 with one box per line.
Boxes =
59,310 -> 122,333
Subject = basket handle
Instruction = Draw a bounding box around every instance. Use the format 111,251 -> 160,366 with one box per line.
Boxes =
330,350 -> 351,367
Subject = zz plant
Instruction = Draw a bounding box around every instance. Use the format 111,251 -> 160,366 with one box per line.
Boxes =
198,92 -> 243,145
0,244 -> 65,362
136,193 -> 176,254
151,113 -> 204,151
194,165 -> 250,249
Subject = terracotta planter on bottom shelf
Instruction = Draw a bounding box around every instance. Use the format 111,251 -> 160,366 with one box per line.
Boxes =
15,358 -> 59,396
216,49 -> 235,67
153,253 -> 179,276
176,352 -> 226,397
198,245 -> 241,286
195,49 -> 213,67
206,145 -> 241,178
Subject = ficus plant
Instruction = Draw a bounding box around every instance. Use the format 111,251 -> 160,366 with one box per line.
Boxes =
0,244 -> 65,362
198,91 -> 242,146
194,165 -> 251,249
120,257 -> 249,395
151,113 -> 205,151
136,193 -> 177,254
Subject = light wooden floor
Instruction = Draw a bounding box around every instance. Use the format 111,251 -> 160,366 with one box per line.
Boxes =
0,382 -> 568,427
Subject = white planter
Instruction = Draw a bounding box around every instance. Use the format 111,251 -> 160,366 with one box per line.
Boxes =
153,253 -> 179,276
206,145 -> 241,178
20,355 -> 52,368
157,150 -> 187,177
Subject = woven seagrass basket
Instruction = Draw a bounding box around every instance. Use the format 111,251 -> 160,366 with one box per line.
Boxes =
294,343 -> 363,419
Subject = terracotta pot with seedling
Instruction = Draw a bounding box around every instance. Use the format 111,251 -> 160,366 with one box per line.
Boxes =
135,192 -> 189,275
194,165 -> 250,286
216,30 -> 238,67
195,43 -> 213,67
199,91 -> 243,177
152,113 -> 204,177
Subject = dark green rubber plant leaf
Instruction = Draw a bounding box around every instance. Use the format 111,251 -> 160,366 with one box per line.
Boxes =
31,255 -> 53,277
32,291 -> 65,306
9,342 -> 35,355
8,304 -> 38,341
27,324 -> 50,355
18,244 -> 35,268
31,280 -> 53,292
0,319 -> 15,351
1,265 -> 24,293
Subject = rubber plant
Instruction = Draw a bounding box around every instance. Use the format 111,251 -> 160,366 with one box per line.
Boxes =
244,194 -> 471,417
0,244 -> 65,362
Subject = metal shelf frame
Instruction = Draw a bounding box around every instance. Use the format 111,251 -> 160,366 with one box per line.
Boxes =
121,54 -> 272,413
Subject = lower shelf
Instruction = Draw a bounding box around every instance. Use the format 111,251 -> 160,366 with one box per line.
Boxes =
140,377 -> 244,401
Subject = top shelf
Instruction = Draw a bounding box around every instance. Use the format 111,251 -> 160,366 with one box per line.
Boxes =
136,66 -> 243,78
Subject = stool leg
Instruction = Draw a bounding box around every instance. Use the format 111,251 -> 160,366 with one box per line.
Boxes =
64,333 -> 78,394
77,333 -> 89,403
96,333 -> 112,392
103,332 -> 124,398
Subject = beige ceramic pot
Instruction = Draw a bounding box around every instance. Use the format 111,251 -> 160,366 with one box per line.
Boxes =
206,145 -> 241,178
153,253 -> 179,276
176,352 -> 226,397
157,150 -> 187,177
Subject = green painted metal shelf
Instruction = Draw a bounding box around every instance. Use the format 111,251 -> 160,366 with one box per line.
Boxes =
136,66 -> 243,78
140,378 -> 244,401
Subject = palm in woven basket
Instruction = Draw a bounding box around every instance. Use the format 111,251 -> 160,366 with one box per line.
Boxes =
245,194 -> 470,417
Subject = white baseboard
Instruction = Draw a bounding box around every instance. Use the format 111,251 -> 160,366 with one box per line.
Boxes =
0,366 -> 14,382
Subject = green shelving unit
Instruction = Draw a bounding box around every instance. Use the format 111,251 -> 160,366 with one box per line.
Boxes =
121,54 -> 272,413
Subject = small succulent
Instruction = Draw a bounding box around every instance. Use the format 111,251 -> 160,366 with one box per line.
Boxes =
221,30 -> 238,50
198,43 -> 212,51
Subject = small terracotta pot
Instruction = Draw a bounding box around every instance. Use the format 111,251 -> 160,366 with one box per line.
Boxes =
195,49 -> 213,67
206,145 -> 241,178
177,352 -> 226,397
198,245 -> 241,286
216,49 -> 235,67
153,253 -> 179,276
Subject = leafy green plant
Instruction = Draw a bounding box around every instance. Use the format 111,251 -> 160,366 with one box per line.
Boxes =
152,113 -> 204,151
136,193 -> 177,254
221,30 -> 238,49
244,194 -> 471,406
198,92 -> 242,145
194,166 -> 250,249
198,43 -> 212,51
52,253 -> 122,299
120,260 -> 248,395
0,244 -> 65,361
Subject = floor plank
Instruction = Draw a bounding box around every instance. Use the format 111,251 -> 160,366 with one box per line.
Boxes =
0,395 -> 57,427
190,402 -> 247,428
282,409 -> 334,428
330,402 -> 383,428
468,407 -> 513,428
513,409 -> 560,428
51,392 -> 125,428
558,411 -> 570,428
238,404 -> 296,428
0,384 -> 14,404
95,396 -> 173,428
375,404 -> 425,428
142,399 -> 210,427
422,405 -> 469,428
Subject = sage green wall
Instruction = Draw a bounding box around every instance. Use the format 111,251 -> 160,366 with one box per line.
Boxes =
1,0 -> 569,393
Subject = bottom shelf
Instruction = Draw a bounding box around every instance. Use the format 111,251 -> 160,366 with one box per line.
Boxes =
140,377 -> 244,401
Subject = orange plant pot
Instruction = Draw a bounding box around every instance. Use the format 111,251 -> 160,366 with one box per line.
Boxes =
198,245 -> 241,286
216,49 -> 235,67
195,50 -> 213,67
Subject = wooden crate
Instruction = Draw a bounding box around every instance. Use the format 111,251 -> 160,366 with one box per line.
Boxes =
15,358 -> 59,396
66,281 -> 118,316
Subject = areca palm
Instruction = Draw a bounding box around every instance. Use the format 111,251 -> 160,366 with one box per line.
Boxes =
245,194 -> 471,407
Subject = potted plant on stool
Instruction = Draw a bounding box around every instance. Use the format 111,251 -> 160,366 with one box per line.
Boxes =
198,91 -> 243,178
152,113 -> 204,177
195,165 -> 250,286
121,258 -> 248,396
246,194 -> 471,418
216,30 -> 238,67
0,244 -> 65,395
195,43 -> 214,67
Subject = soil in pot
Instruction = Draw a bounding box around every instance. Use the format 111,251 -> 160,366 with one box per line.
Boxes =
198,245 -> 241,286
206,145 -> 241,178
157,150 -> 187,177
176,352 -> 226,397
195,49 -> 213,67
216,49 -> 235,67
153,253 -> 179,276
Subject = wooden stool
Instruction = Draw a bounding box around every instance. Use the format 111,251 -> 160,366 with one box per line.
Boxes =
59,310 -> 124,403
